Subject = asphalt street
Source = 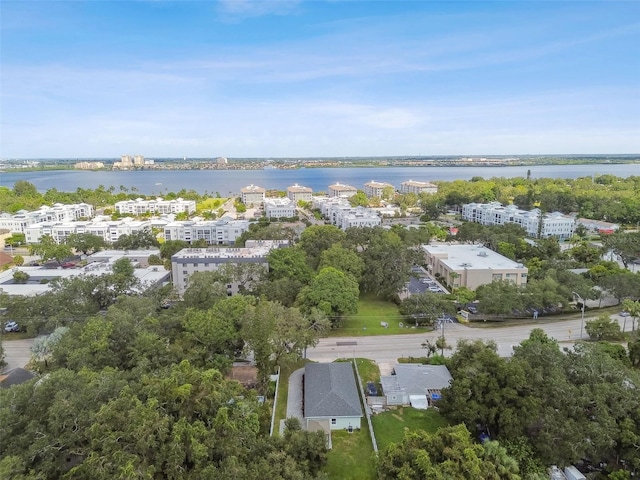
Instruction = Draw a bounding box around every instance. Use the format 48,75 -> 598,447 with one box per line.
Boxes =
307,312 -> 634,365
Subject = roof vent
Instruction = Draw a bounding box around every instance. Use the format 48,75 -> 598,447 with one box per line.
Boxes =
478,251 -> 488,257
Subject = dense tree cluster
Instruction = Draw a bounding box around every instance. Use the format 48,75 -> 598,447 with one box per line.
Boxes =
438,332 -> 640,477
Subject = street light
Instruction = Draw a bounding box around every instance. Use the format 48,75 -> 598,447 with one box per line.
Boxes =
572,292 -> 585,340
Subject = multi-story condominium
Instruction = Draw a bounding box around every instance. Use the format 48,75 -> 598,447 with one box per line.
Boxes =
286,184 -> 313,203
241,185 -> 266,206
264,198 -> 296,218
25,217 -> 153,244
400,180 -> 438,195
133,155 -> 145,166
0,203 -> 95,234
328,182 -> 358,198
462,202 -> 575,239
163,218 -> 249,245
363,180 -> 394,198
312,197 -> 380,230
422,244 -> 528,291
74,161 -> 105,170
114,197 -> 196,215
171,240 -> 288,295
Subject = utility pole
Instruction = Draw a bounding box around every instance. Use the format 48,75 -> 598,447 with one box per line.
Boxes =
572,292 -> 585,340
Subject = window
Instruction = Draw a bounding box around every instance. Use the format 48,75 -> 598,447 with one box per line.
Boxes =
331,419 -> 336,425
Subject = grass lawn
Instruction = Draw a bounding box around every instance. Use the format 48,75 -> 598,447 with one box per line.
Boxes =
272,358 -> 310,435
196,197 -> 228,211
336,358 -> 381,392
372,407 -> 449,451
324,429 -> 376,480
329,294 -> 429,337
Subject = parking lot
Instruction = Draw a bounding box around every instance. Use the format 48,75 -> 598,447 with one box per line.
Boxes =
405,266 -> 448,296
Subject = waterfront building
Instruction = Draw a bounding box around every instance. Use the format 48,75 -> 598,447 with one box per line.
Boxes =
241,185 -> 266,206
74,161 -> 105,170
24,217 -> 152,244
264,198 -> 296,218
328,182 -> 358,198
286,184 -> 313,203
312,197 -> 380,230
163,218 -> 249,245
0,203 -> 94,234
462,202 -> 575,239
422,243 -> 528,291
114,197 -> 196,215
170,240 -> 288,295
363,180 -> 394,198
400,180 -> 438,195
216,157 -> 228,165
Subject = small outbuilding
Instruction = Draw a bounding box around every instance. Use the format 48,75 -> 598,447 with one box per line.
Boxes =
380,364 -> 452,408
304,362 -> 363,431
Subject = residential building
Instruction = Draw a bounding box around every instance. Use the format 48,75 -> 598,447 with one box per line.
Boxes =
114,197 -> 196,215
312,197 -> 381,230
24,217 -> 152,244
0,249 -> 168,297
576,218 -> 620,234
216,157 -> 228,165
328,182 -> 358,198
422,243 -> 528,290
286,184 -> 313,203
363,180 -> 393,198
74,161 -> 105,170
263,198 -> 296,218
241,185 -> 266,206
0,203 -> 94,234
304,363 -> 363,431
163,218 -> 249,245
400,180 -> 438,195
381,364 -> 453,408
462,202 -> 575,239
170,240 -> 287,295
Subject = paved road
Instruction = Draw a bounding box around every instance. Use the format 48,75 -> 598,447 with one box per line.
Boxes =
307,312 -> 634,364
1,338 -> 34,372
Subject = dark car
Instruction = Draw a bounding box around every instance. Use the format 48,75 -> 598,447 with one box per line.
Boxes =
366,382 -> 378,396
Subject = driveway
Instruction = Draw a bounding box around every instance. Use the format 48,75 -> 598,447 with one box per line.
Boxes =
285,367 -> 305,428
1,338 -> 34,373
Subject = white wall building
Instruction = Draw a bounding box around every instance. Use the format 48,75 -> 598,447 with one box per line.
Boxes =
163,218 -> 249,245
25,217 -> 152,244
400,180 -> 438,195
462,202 -> 575,239
0,203 -> 95,234
115,197 -> 196,215
423,243 -> 529,291
170,240 -> 288,295
363,180 -> 394,198
328,182 -> 358,198
264,198 -> 296,218
312,197 -> 380,230
286,184 -> 313,203
240,185 -> 266,206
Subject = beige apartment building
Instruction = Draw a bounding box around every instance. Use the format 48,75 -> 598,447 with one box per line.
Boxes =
363,180 -> 394,198
286,184 -> 313,203
400,180 -> 438,195
328,182 -> 358,198
422,244 -> 528,291
241,185 -> 266,206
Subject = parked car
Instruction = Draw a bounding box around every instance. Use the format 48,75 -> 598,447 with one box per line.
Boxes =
366,382 -> 378,396
467,305 -> 478,314
4,321 -> 20,333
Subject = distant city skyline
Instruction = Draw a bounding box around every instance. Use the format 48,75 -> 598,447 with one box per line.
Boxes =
1,1 -> 639,158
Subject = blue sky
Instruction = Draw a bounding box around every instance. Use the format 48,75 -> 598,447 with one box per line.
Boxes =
1,1 -> 639,158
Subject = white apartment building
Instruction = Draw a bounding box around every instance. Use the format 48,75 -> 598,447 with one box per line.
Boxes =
74,161 -> 105,170
25,217 -> 152,244
171,240 -> 288,295
115,197 -> 196,215
312,197 -> 380,230
264,198 -> 296,218
462,202 -> 575,239
163,218 -> 249,245
241,185 -> 266,206
422,244 -> 528,291
363,180 -> 394,198
328,182 -> 358,198
0,203 -> 95,234
286,184 -> 313,203
400,180 -> 438,195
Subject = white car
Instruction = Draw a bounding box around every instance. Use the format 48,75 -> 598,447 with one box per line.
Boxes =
4,321 -> 19,333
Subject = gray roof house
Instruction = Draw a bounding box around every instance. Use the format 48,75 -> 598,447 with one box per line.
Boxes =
380,364 -> 452,409
304,362 -> 363,431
